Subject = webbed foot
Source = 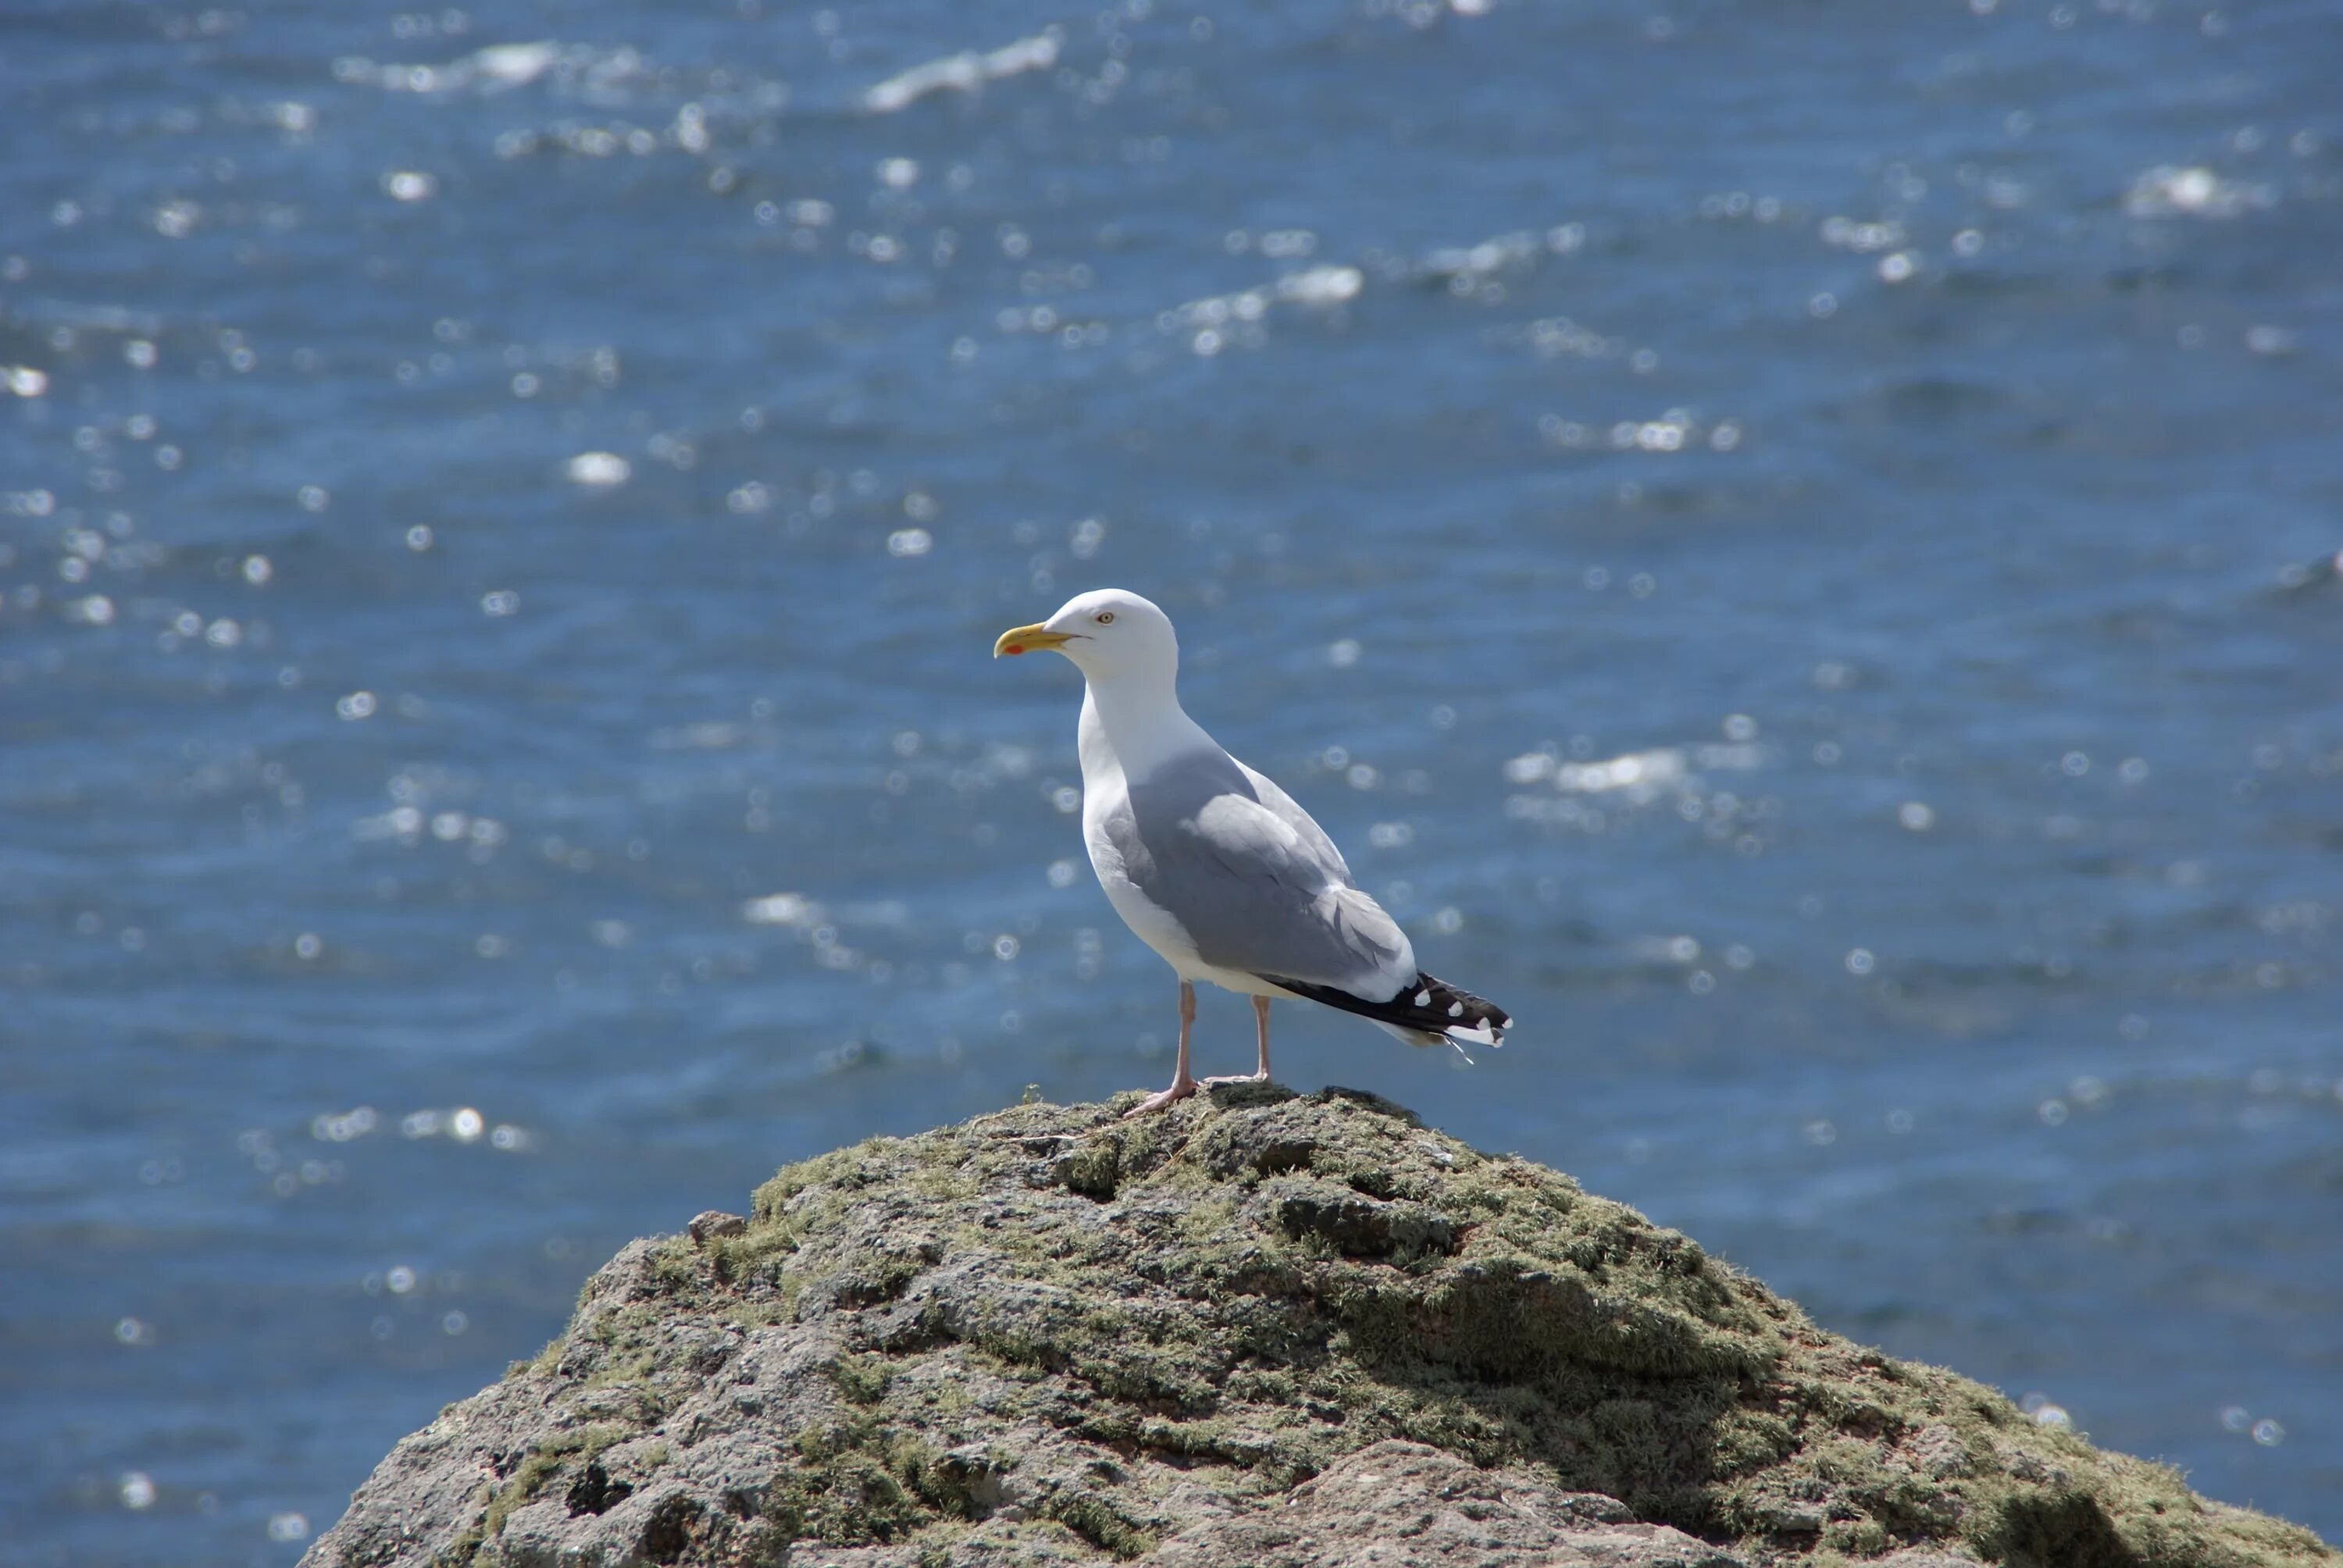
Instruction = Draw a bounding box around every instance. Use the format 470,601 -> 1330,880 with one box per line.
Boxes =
1123,1074 -> 1200,1117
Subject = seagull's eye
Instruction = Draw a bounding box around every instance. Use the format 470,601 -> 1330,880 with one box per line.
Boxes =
1094,611 -> 1114,625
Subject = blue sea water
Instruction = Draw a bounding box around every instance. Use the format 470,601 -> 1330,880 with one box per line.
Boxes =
3,0 -> 2341,1559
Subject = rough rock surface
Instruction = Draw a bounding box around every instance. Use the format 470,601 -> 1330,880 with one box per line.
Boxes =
305,1086 -> 2335,1568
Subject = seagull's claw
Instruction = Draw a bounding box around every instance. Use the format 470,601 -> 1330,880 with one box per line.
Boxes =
1200,1071 -> 1271,1087
1123,1074 -> 1200,1117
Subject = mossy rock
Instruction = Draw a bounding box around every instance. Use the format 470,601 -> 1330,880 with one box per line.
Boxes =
303,1086 -> 2335,1568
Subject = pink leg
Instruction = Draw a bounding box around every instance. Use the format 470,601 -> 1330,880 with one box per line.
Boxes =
1204,996 -> 1273,1086
1125,980 -> 1201,1117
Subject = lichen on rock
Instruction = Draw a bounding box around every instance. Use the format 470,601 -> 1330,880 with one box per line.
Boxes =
304,1085 -> 2336,1568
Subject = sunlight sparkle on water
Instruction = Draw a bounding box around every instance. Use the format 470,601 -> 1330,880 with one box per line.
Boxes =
565,451 -> 631,486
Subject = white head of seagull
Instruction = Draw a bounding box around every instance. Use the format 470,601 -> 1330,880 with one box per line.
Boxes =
993,587 -> 1179,691
993,590 -> 1207,781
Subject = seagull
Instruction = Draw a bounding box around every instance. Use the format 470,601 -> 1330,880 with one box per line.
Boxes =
995,588 -> 1511,1116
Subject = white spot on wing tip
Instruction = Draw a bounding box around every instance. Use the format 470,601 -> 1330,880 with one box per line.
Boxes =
1414,989 -> 1431,1007
1447,1001 -> 1464,1017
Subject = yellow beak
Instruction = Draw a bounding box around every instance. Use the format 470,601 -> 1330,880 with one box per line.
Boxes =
994,622 -> 1073,657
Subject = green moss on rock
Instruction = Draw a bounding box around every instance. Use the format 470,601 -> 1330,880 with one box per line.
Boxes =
305,1085 -> 2336,1568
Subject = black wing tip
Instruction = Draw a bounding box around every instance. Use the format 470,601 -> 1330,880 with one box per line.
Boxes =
1261,971 -> 1513,1044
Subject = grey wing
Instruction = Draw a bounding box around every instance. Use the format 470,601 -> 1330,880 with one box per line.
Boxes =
1123,750 -> 1414,994
1237,761 -> 1355,888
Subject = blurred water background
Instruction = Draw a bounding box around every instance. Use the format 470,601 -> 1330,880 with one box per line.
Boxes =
4,0 -> 2341,1559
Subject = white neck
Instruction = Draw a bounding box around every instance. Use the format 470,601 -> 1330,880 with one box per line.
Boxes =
1079,672 -> 1214,782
